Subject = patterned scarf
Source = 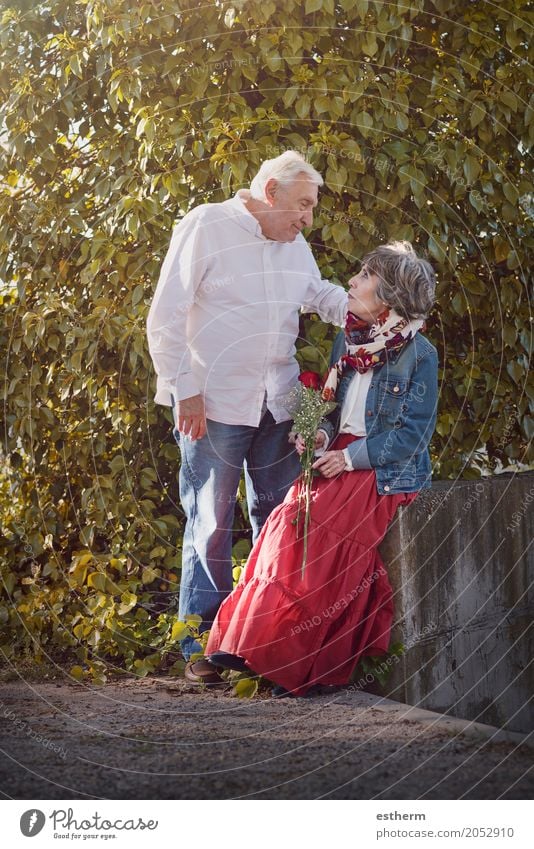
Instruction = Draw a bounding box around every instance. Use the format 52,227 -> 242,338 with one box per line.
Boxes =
321,307 -> 424,401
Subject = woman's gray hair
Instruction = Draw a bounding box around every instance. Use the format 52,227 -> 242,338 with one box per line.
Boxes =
249,150 -> 323,201
363,240 -> 436,320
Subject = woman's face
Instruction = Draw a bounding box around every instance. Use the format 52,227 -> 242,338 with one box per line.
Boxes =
347,264 -> 385,324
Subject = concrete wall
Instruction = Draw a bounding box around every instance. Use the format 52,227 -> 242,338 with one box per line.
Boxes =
379,471 -> 534,734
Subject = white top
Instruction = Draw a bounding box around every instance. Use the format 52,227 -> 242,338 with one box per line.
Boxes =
147,190 -> 348,426
339,370 -> 373,470
338,369 -> 373,437
316,369 -> 372,470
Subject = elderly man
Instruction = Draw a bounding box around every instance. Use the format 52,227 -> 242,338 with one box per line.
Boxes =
147,150 -> 348,684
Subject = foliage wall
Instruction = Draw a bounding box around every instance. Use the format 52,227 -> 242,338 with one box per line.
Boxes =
0,0 -> 532,678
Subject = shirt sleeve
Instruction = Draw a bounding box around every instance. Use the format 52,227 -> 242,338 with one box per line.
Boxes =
299,242 -> 348,327
342,448 -> 354,470
147,208 -> 208,402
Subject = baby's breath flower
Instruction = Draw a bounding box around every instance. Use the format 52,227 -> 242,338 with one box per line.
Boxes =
288,384 -> 336,577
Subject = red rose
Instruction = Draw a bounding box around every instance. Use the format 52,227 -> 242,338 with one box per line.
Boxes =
298,371 -> 322,390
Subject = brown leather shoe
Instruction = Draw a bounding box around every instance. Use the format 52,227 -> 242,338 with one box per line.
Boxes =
184,658 -> 225,685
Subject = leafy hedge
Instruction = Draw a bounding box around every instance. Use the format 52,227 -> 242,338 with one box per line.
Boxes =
0,0 -> 532,679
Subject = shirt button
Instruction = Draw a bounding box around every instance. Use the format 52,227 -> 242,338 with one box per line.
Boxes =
393,385 -> 400,393
384,485 -> 390,492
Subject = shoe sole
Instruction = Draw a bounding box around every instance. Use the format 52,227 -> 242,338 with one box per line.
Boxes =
183,672 -> 228,687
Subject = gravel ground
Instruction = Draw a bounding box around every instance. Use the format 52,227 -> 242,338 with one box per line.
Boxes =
0,676 -> 532,800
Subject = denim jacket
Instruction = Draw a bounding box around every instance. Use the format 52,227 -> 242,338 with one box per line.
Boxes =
320,330 -> 439,495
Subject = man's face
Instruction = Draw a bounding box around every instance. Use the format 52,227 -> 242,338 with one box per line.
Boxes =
265,175 -> 319,241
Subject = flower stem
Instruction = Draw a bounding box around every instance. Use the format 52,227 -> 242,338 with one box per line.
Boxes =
300,445 -> 313,578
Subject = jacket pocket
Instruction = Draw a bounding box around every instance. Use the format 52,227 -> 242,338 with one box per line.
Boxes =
376,378 -> 410,419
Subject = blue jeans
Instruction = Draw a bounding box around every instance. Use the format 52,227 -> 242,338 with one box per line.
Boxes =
170,399 -> 301,660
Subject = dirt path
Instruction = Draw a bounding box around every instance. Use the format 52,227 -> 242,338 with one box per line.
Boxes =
0,677 -> 532,800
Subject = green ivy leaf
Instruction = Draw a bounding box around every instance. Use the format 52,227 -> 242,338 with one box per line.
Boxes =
507,360 -> 523,384
171,620 -> 189,642
86,572 -> 109,592
470,102 -> 486,128
118,591 -> 137,615
234,677 -> 259,698
295,95 -> 311,119
463,155 -> 481,185
70,665 -> 85,681
69,53 -> 83,79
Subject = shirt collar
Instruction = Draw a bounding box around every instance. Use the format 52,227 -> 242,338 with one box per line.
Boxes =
223,189 -> 266,239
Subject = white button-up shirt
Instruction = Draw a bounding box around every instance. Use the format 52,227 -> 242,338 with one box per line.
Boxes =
316,370 -> 371,469
147,190 -> 348,426
339,370 -> 373,437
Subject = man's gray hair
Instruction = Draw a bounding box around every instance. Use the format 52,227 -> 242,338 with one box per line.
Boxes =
249,150 -> 323,201
363,240 -> 436,320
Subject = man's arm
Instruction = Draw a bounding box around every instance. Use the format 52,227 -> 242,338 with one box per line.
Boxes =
147,207 -> 207,404
299,243 -> 348,327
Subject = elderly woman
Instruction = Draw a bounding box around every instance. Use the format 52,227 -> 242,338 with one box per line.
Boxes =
205,241 -> 439,696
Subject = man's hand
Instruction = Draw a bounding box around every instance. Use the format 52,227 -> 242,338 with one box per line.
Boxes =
176,394 -> 206,441
312,450 -> 346,478
295,430 -> 327,456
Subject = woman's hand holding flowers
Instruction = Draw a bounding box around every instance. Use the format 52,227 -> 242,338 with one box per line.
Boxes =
295,430 -> 327,456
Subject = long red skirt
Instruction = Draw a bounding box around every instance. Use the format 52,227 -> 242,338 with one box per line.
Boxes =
205,435 -> 418,696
